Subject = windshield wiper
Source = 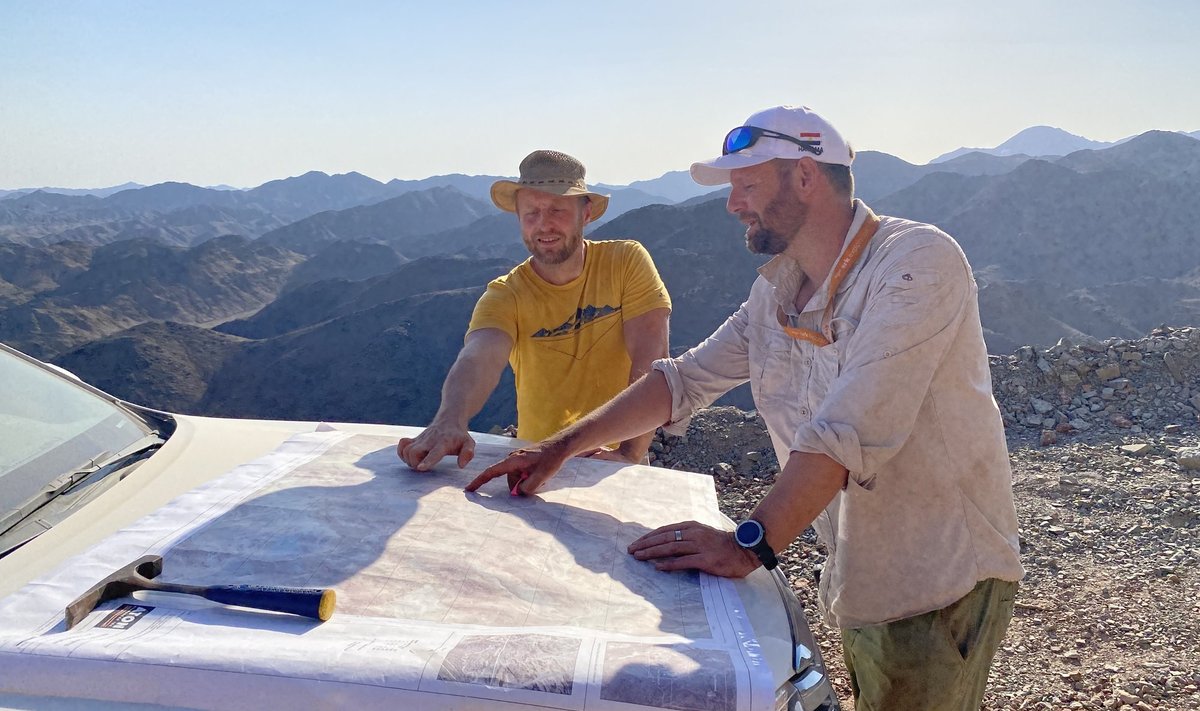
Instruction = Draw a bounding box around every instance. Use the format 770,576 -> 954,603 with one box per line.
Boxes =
0,435 -> 165,547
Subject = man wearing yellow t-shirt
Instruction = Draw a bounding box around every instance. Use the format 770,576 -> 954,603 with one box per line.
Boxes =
397,150 -> 671,470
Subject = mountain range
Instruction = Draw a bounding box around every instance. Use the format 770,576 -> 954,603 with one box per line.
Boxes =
2,127 -> 1198,429
930,125 -> 1200,163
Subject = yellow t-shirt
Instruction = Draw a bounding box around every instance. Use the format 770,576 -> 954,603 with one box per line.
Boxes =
467,240 -> 671,441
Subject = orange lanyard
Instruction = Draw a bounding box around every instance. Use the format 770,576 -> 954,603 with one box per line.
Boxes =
780,211 -> 881,347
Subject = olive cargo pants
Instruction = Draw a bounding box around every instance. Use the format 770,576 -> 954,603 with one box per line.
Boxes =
842,578 -> 1018,711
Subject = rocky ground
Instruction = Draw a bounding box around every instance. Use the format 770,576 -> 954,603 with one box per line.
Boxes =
646,326 -> 1200,710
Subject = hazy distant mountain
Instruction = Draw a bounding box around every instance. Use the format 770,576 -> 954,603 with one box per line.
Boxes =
678,187 -> 730,207
935,151 -> 1037,176
851,151 -> 928,202
0,191 -> 135,245
103,181 -> 243,212
244,171 -> 396,222
258,185 -> 497,256
0,187 -> 289,248
0,182 -> 144,199
1054,129 -> 1198,178
601,187 -> 675,222
379,175 -> 673,224
0,172 -> 435,249
808,150 -> 1036,203
44,204 -> 289,248
383,174 -> 506,204
931,125 -> 1114,163
105,172 -> 407,223
597,170 -> 711,203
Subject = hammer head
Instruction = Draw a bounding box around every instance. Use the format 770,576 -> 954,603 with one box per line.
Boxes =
64,555 -> 163,630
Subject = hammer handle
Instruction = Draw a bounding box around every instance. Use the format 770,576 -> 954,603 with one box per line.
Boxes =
145,581 -> 335,621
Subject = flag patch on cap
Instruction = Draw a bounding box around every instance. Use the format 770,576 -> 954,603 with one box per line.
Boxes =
798,133 -> 824,155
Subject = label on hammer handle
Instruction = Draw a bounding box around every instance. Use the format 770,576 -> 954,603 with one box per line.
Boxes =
224,585 -> 326,594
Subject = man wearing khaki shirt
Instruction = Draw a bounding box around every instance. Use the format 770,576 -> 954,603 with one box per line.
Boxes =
468,105 -> 1024,710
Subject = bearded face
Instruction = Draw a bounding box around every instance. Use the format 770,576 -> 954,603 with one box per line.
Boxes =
523,223 -> 584,265
740,163 -> 809,255
517,192 -> 588,266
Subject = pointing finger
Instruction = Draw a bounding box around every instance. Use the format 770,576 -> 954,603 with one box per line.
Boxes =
465,458 -> 521,492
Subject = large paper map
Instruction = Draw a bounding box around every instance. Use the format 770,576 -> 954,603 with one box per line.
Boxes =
0,430 -> 781,710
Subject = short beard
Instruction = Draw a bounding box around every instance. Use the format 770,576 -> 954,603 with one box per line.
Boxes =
747,226 -> 790,255
527,229 -> 582,265
746,187 -> 807,255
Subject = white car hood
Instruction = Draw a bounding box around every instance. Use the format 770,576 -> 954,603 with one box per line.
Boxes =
0,421 -> 794,711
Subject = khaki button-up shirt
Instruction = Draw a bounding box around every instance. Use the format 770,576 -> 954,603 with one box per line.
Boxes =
653,200 -> 1024,629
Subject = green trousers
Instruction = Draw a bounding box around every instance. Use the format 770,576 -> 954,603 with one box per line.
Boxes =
842,578 -> 1018,711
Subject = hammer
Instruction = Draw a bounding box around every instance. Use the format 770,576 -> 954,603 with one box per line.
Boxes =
64,555 -> 336,630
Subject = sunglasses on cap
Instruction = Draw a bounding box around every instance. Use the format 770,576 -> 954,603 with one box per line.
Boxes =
723,126 -> 824,157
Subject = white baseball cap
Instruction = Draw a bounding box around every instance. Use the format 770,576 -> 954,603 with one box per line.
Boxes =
690,105 -> 854,186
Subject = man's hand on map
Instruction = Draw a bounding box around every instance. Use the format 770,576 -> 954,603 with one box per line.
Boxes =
464,440 -> 572,496
628,521 -> 759,578
397,422 -> 476,471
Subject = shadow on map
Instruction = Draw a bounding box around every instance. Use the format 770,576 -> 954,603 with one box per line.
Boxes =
157,444 -> 424,625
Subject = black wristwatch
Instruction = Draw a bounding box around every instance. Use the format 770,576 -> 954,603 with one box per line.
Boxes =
734,519 -> 778,571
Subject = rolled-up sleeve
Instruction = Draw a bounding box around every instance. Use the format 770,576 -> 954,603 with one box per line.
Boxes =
790,231 -> 974,486
652,298 -> 754,434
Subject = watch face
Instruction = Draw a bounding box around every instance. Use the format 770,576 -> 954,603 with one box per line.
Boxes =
735,520 -> 764,547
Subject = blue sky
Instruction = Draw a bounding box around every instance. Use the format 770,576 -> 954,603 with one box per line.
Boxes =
2,0 -> 1197,189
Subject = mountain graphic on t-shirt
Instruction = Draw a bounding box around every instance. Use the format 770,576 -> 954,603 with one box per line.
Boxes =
533,305 -> 621,338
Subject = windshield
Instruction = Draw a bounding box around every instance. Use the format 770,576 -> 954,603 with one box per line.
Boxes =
0,346 -> 157,515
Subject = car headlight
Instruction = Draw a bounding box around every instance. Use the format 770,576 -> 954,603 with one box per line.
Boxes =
769,569 -> 841,711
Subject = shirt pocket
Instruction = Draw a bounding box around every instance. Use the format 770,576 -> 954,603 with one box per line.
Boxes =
746,323 -> 792,403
